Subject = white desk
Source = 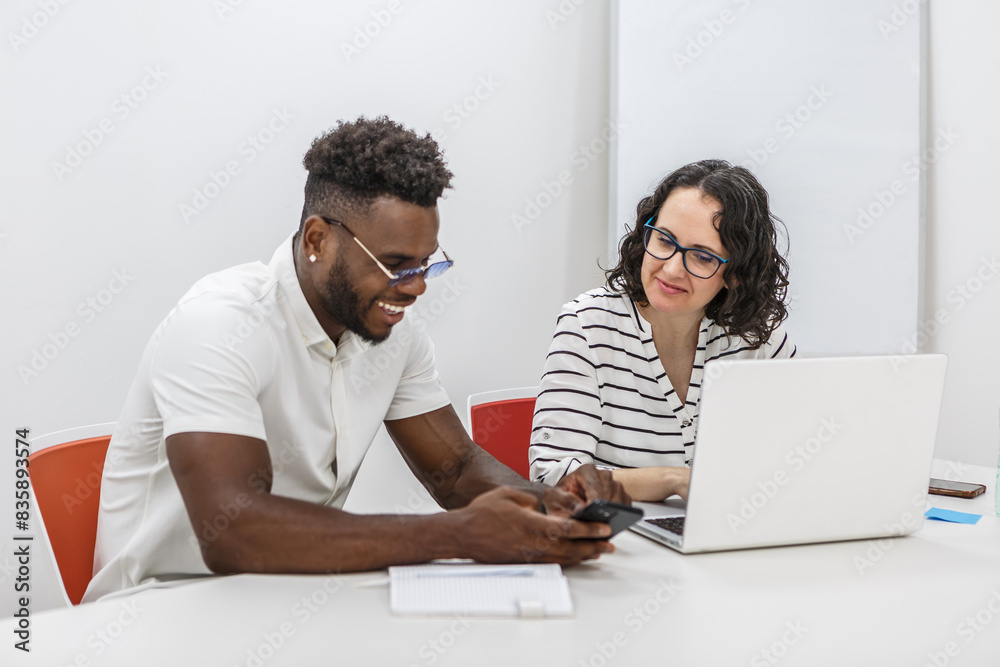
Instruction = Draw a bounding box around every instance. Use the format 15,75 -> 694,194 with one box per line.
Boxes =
4,461 -> 999,666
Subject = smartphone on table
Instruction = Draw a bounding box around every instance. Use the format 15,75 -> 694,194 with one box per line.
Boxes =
571,499 -> 644,537
928,478 -> 986,499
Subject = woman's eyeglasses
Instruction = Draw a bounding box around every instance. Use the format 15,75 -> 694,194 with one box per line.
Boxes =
642,218 -> 728,279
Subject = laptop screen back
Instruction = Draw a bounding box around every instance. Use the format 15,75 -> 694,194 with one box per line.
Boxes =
681,355 -> 947,553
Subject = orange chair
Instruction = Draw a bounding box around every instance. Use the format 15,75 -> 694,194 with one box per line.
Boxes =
467,388 -> 538,479
28,424 -> 114,606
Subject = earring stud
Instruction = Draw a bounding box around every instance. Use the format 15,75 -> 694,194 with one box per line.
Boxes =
309,254 -> 317,263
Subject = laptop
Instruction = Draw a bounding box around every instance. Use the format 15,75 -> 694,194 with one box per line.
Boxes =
630,354 -> 948,553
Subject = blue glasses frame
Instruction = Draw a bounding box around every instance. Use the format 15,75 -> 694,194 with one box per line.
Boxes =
642,217 -> 729,279
321,217 -> 453,287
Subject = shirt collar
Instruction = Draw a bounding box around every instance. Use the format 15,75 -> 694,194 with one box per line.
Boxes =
269,233 -> 371,361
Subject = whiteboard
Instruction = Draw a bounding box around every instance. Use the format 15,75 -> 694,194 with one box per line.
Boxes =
611,0 -> 924,355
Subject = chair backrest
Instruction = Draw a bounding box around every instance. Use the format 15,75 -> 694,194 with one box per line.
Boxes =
467,387 -> 538,479
28,425 -> 114,605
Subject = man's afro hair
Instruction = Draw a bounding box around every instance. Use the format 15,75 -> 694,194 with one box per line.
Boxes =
302,116 -> 453,217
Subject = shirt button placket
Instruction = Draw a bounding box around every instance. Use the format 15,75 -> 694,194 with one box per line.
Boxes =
329,358 -> 349,494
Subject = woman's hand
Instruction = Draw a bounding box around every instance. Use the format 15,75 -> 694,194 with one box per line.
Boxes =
611,467 -> 690,502
550,464 -> 631,513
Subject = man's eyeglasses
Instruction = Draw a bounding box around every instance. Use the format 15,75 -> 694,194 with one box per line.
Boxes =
642,217 -> 729,279
321,217 -> 453,287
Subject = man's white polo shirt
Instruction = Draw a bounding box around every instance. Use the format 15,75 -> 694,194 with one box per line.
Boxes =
84,233 -> 451,601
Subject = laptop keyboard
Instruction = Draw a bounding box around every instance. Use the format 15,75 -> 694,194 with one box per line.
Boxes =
646,516 -> 686,535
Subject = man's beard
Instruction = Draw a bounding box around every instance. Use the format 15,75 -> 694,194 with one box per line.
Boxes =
318,255 -> 391,345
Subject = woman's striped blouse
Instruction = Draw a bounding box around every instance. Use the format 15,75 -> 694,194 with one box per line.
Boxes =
529,287 -> 797,484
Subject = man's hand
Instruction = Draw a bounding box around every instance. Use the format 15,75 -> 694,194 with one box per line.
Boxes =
542,464 -> 631,517
449,486 -> 615,565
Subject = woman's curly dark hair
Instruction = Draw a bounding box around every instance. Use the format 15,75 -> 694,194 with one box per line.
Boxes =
605,159 -> 790,349
299,115 -> 453,225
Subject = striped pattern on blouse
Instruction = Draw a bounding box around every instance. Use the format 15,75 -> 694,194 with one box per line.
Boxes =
528,287 -> 796,484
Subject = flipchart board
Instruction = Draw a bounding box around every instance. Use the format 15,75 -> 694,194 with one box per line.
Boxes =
610,0 -> 925,355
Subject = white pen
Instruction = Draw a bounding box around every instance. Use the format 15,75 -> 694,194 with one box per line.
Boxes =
414,566 -> 538,578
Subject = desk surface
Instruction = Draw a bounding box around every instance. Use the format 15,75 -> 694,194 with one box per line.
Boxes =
5,461 -> 1000,666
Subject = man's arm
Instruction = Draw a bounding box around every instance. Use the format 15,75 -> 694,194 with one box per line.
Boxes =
385,404 -> 628,515
167,430 -> 615,574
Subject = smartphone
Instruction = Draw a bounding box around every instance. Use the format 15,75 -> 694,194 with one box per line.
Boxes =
928,478 -> 986,499
571,499 -> 644,537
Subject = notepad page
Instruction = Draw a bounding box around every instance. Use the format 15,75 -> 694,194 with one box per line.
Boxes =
389,563 -> 574,617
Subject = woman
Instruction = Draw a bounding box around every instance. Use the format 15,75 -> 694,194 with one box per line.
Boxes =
529,159 -> 796,501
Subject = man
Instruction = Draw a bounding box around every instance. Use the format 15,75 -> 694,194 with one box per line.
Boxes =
84,116 -> 626,601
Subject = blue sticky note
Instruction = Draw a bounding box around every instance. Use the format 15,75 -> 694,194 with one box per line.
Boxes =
925,507 -> 981,525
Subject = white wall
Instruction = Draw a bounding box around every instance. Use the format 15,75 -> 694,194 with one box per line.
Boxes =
926,1 -> 1000,470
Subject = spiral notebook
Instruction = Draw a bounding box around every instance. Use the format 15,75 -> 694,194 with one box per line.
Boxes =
389,563 -> 574,617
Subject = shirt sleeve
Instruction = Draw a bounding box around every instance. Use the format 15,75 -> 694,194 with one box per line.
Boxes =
759,323 -> 797,359
529,304 -> 602,485
150,294 -> 275,441
384,323 -> 451,421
